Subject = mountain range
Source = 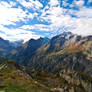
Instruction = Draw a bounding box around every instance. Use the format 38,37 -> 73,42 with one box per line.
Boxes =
7,32 -> 92,75
0,32 -> 92,92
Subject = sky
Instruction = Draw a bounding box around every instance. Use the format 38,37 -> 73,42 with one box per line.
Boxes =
0,0 -> 92,42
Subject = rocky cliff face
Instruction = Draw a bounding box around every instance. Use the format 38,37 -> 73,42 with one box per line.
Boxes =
58,69 -> 92,92
14,32 -> 92,75
0,58 -> 92,92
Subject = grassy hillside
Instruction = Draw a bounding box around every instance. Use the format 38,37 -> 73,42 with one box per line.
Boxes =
0,59 -> 92,92
0,60 -> 50,92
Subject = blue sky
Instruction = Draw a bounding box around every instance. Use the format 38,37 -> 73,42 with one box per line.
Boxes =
0,0 -> 92,42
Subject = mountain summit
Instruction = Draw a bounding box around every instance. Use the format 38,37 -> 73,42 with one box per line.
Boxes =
9,37 -> 49,62
8,32 -> 92,75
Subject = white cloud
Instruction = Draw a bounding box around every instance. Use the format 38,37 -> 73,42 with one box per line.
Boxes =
76,7 -> 92,18
88,0 -> 92,3
62,0 -> 69,7
40,0 -> 63,23
73,0 -> 84,7
0,1 -> 40,42
71,18 -> 92,36
17,0 -> 43,10
21,0 -> 74,34
0,25 -> 40,42
49,0 -> 59,6
0,0 -> 92,42
36,0 -> 92,37
0,1 -> 12,8
0,1 -> 36,25
21,25 -> 35,30
0,1 -> 16,8
21,24 -> 50,32
39,0 -> 75,35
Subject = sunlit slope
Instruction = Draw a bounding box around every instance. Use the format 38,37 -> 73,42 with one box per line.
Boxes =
0,58 -> 92,92
21,32 -> 92,74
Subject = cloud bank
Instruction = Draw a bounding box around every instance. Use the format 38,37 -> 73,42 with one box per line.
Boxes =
0,0 -> 92,42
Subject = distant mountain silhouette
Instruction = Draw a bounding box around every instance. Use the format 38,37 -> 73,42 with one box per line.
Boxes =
9,37 -> 49,62
0,37 -> 15,56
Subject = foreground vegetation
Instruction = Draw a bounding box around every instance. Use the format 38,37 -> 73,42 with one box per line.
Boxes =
0,59 -> 92,92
